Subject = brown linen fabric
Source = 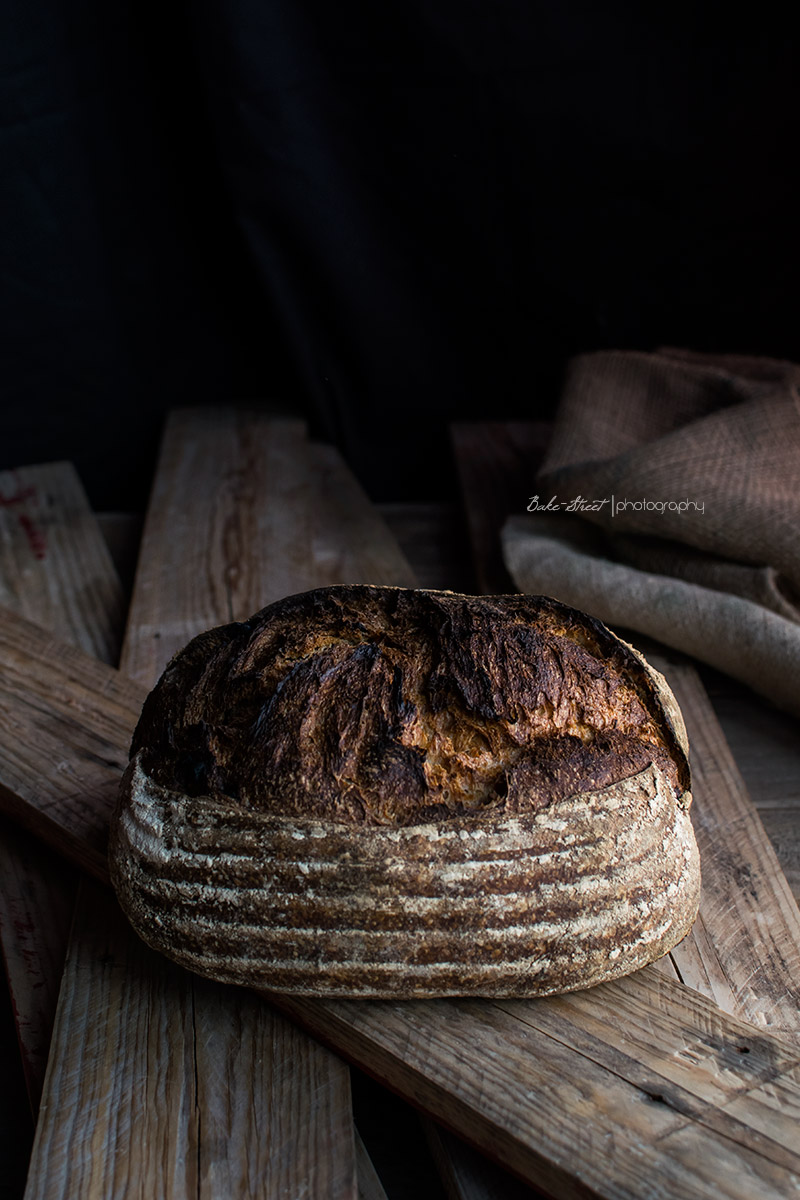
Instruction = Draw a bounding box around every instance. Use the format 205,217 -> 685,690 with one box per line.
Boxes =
502,349 -> 800,713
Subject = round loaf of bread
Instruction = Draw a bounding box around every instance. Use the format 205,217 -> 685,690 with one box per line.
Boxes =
109,585 -> 700,998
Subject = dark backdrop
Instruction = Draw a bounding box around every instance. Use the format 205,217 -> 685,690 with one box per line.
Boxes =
2,4 -> 797,507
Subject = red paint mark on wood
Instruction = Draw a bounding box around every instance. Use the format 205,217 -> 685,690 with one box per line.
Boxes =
0,485 -> 36,508
18,515 -> 47,561
0,482 -> 47,559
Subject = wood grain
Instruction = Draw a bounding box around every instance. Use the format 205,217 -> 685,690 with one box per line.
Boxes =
119,424 -> 474,1198
0,462 -> 124,662
700,671 -> 800,903
0,820 -> 77,1113
25,879 -> 202,1200
4,614 -> 800,1198
0,605 -> 141,880
122,412 -> 308,685
658,660 -> 800,1037
190,974 -> 355,1200
275,982 -> 800,1200
0,462 -> 125,1111
24,881 -> 357,1200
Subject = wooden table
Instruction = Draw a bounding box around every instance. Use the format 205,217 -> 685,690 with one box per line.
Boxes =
1,417 -> 799,1199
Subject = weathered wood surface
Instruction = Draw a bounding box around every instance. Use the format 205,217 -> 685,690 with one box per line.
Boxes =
0,821 -> 76,1113
655,660 -> 800,1035
0,461 -> 487,1196
451,420 -> 800,1041
701,670 -> 800,904
276,980 -> 800,1200
0,462 -> 124,1110
0,605 -> 140,879
0,462 -> 124,662
24,880 -> 357,1200
3,614 -> 800,1198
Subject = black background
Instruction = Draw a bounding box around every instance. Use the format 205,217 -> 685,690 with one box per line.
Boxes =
2,4 -> 797,508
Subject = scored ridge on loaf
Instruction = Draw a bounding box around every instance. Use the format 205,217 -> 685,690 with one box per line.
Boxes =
110,585 -> 701,998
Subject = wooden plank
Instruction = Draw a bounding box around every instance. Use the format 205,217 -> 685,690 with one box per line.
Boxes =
450,420 -> 800,1038
25,879 -> 201,1200
190,972 -> 354,1200
0,462 -> 125,1111
449,423 -> 552,594
308,443 -> 417,591
0,821 -> 77,1113
122,413 -> 416,1196
118,413 -> 371,1198
122,413 -> 308,686
658,661 -> 800,1036
275,983 -> 800,1200
0,462 -> 124,662
121,411 -> 415,689
115,415 -> 417,1197
0,470 -> 474,1197
700,671 -> 800,904
0,482 -> 504,1198
24,880 -> 356,1200
18,446 -> 461,1199
4,613 -> 800,1197
0,605 -> 141,881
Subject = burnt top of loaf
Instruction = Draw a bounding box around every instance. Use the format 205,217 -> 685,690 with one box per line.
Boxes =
131,586 -> 690,827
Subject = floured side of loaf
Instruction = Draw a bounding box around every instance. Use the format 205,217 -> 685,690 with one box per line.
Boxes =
112,753 -> 699,998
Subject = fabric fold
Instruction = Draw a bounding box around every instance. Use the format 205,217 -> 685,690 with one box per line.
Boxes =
502,514 -> 800,718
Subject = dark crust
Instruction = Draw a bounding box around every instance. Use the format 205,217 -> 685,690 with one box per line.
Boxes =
130,586 -> 690,828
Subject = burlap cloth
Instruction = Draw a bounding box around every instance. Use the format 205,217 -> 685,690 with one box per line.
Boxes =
501,348 -> 800,716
